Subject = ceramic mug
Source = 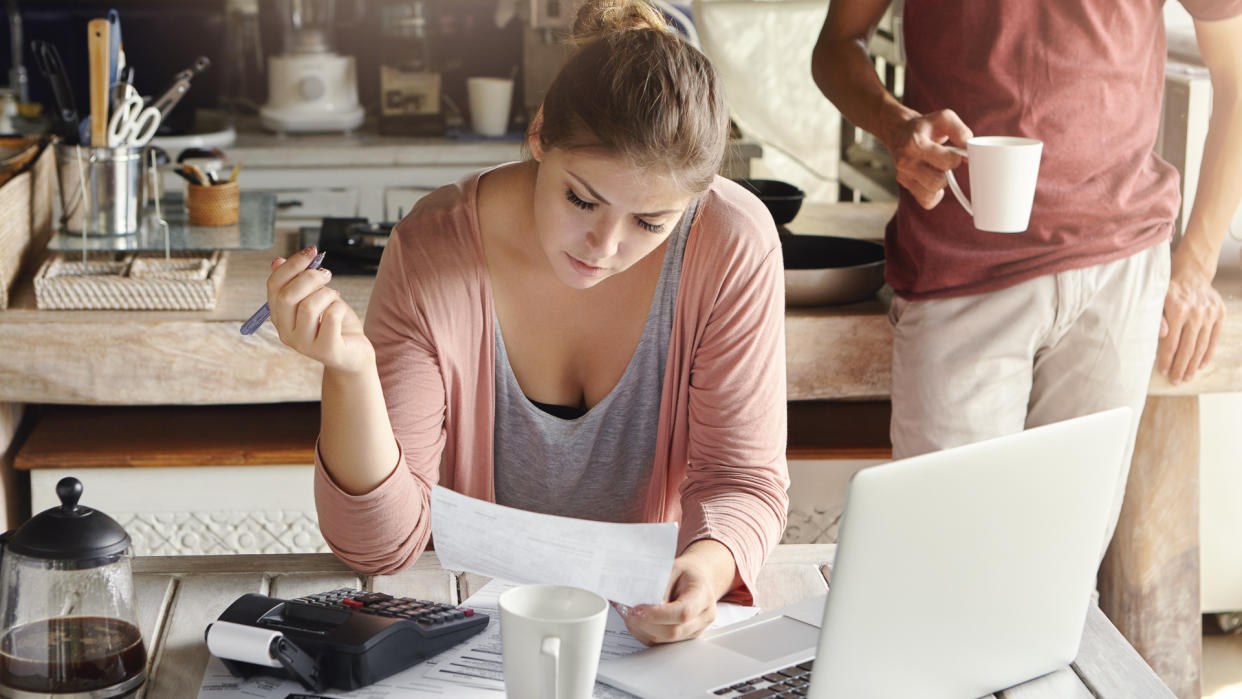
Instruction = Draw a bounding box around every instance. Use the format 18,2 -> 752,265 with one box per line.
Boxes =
466,77 -> 514,137
944,136 -> 1043,233
499,584 -> 608,699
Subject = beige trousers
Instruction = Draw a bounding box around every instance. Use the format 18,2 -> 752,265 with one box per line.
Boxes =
889,242 -> 1171,549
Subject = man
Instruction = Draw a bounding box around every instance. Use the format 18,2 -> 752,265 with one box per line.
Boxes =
812,1 -> 1242,543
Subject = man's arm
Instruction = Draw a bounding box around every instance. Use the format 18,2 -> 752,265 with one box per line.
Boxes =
1159,13 -> 1242,384
811,2 -> 972,209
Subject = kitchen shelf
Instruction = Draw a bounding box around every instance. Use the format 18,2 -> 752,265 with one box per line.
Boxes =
46,192 -> 276,252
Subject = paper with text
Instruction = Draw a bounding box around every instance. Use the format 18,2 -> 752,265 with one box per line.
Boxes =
431,485 -> 678,607
417,579 -> 760,698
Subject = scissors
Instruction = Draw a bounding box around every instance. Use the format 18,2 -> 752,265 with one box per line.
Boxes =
107,84 -> 161,148
148,56 -> 211,120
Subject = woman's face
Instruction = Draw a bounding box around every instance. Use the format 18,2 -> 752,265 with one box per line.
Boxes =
530,140 -> 695,290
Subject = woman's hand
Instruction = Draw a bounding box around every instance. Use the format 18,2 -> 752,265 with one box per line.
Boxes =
266,245 -> 374,374
619,540 -> 739,645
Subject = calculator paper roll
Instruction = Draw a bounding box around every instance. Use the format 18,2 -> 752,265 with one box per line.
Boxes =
206,621 -> 284,668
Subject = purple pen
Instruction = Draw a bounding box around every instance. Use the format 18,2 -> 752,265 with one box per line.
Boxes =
240,251 -> 327,335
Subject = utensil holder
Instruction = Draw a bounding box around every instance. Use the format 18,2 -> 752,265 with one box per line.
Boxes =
186,182 -> 239,226
54,143 -> 144,236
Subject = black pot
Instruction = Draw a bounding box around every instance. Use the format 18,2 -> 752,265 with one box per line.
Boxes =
733,178 -> 805,225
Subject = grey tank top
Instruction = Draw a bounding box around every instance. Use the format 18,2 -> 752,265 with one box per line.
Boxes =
493,203 -> 695,522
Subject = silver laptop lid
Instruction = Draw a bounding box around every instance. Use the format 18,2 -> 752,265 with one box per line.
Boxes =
808,407 -> 1132,698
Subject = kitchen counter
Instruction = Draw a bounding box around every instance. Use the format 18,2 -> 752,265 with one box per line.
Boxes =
171,116 -> 763,232
0,201 -> 1231,697
0,202 -> 901,406
4,201 -> 1235,404
126,546 -> 1169,698
220,118 -> 763,171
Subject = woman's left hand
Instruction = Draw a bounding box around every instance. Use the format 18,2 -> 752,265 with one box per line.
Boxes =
619,540 -> 739,645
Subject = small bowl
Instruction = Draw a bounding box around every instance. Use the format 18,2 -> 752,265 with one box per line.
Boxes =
733,178 -> 805,225
781,234 -> 886,306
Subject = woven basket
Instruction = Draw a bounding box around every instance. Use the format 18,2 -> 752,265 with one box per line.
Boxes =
0,138 -> 55,308
34,251 -> 228,311
187,182 -> 240,226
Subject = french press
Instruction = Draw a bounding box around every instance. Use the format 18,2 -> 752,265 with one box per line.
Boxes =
0,477 -> 146,698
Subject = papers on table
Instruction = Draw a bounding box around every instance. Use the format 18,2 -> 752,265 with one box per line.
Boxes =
196,578 -> 760,698
430,485 -> 678,607
195,487 -> 757,697
411,578 -> 645,698
379,579 -> 760,699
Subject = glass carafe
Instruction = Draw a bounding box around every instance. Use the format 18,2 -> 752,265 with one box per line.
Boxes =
0,478 -> 145,698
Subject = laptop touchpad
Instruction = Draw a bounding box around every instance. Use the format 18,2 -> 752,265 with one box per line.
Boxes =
707,616 -> 820,663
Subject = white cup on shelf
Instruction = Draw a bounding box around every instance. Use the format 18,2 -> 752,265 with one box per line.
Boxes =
944,136 -> 1043,233
499,584 -> 608,699
466,77 -> 514,137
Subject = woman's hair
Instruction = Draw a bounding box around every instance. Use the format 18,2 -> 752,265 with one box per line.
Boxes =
535,0 -> 729,194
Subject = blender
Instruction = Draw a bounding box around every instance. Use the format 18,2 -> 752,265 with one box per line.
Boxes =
259,0 -> 365,133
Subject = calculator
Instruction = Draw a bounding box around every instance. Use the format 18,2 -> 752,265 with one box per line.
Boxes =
210,587 -> 489,691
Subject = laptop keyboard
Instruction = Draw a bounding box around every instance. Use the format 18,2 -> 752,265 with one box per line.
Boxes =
712,660 -> 814,697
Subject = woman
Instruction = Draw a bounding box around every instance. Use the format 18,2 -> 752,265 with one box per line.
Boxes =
265,0 -> 788,645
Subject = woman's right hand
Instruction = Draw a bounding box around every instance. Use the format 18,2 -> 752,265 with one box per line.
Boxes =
266,245 -> 375,374
884,108 -> 974,210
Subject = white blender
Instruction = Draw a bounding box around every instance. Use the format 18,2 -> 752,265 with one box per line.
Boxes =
260,0 -> 365,133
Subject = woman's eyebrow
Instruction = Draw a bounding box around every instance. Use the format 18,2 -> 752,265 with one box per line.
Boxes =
566,169 -> 680,217
566,170 -> 611,205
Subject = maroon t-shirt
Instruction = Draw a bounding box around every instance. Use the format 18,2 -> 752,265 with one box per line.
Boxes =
887,0 -> 1242,300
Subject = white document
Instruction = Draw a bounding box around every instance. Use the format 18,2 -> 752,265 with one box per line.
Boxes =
431,485 -> 678,607
196,653 -> 499,698
418,579 -> 759,698
415,578 -> 644,698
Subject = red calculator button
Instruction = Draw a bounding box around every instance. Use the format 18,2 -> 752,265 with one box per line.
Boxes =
341,599 -> 363,609
463,609 -> 474,616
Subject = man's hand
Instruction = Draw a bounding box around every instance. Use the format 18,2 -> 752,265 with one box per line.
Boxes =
1158,254 -> 1226,384
885,109 -> 974,210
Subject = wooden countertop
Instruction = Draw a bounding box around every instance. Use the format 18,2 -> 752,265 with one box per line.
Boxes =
124,546 -> 1169,698
2,202 -> 1240,405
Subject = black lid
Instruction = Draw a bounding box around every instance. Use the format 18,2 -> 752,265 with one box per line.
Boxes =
5,477 -> 131,564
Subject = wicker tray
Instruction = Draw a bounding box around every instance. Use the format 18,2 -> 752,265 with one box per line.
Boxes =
33,250 -> 228,311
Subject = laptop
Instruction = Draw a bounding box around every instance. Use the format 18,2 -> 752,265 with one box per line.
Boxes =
597,407 -> 1132,699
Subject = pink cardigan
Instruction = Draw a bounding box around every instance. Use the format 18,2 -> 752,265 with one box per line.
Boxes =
314,168 -> 789,603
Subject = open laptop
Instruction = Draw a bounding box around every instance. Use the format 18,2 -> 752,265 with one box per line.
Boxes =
597,407 -> 1132,699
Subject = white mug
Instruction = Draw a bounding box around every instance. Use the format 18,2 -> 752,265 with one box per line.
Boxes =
466,76 -> 514,137
944,136 -> 1043,233
499,584 -> 608,699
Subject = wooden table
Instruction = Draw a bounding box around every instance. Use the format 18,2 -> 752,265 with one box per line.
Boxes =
128,546 -> 1171,698
0,202 -> 1232,697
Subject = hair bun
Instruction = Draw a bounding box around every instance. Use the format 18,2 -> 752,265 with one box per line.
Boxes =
571,0 -> 670,48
